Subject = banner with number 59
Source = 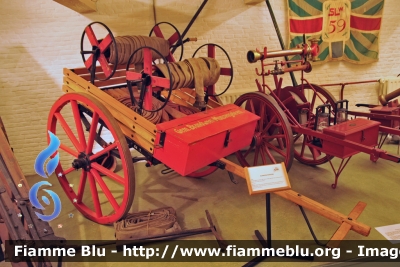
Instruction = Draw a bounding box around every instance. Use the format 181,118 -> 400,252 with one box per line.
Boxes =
288,0 -> 384,64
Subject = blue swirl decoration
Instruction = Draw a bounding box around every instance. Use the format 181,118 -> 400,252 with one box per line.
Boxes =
29,181 -> 62,221
34,131 -> 60,178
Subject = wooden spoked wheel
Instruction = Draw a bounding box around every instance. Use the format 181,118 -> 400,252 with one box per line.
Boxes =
285,84 -> 337,166
48,92 -> 135,224
234,92 -> 294,171
192,43 -> 234,99
80,22 -> 118,81
149,22 -> 184,62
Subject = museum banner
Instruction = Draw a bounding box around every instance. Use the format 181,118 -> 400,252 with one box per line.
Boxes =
287,0 -> 384,64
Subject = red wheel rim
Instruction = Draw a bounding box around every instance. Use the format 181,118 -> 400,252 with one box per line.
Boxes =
234,92 -> 294,171
286,84 -> 337,166
47,92 -> 135,224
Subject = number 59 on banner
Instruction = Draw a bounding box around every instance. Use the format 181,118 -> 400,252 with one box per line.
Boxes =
322,0 -> 351,42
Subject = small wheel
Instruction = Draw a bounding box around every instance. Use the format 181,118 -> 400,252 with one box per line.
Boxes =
126,46 -> 173,112
149,22 -> 184,62
234,92 -> 294,171
186,166 -> 218,178
192,43 -> 234,98
47,92 -> 135,224
80,22 -> 118,81
284,84 -> 337,166
331,184 -> 337,189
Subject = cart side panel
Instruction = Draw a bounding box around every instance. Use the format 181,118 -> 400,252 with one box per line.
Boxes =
153,104 -> 259,176
322,118 -> 380,158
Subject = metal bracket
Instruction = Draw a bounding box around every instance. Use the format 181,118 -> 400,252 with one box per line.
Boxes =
159,132 -> 166,147
224,130 -> 231,147
228,171 -> 238,184
210,160 -> 226,170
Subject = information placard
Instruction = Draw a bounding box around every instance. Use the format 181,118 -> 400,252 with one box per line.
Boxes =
244,162 -> 291,195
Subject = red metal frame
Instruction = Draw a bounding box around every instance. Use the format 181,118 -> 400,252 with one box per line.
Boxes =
250,43 -> 400,188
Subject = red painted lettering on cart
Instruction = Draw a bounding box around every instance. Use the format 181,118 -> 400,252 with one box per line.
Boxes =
173,110 -> 245,134
329,7 -> 344,16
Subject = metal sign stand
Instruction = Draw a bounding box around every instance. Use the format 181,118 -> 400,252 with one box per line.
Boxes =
243,193 -> 314,266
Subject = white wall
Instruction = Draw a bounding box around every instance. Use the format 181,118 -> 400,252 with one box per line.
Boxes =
0,0 -> 399,175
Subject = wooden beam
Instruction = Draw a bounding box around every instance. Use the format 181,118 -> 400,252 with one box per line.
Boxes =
327,201 -> 367,248
0,126 -> 29,200
0,117 -> 9,145
218,158 -> 371,237
53,0 -> 96,13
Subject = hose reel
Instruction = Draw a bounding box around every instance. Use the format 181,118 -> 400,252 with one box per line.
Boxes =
80,21 -> 184,83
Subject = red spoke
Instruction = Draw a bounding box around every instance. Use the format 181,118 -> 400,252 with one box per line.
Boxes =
265,142 -> 286,157
63,167 -> 75,176
86,111 -> 99,154
220,67 -> 232,76
91,162 -> 125,184
126,71 -> 142,81
151,76 -> 170,88
308,146 -> 320,160
152,25 -> 164,38
293,133 -> 303,143
55,113 -> 83,152
259,145 -> 267,165
242,144 -> 254,158
59,144 -> 79,157
310,90 -> 317,110
258,103 -> 266,131
253,146 -> 260,166
206,84 -> 215,96
76,170 -> 87,203
208,44 -> 215,58
85,26 -> 99,47
277,137 -> 285,150
247,99 -> 256,114
98,34 -> 113,52
70,100 -> 87,150
84,54 -> 94,69
91,169 -> 120,211
88,171 -> 102,217
263,134 -> 285,140
263,144 -> 277,164
166,52 -> 176,63
262,114 -> 277,135
89,143 -> 118,161
143,48 -> 152,75
98,54 -> 112,78
168,32 -> 179,45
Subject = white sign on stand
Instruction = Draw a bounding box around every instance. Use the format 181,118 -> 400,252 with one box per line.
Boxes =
376,224 -> 400,244
244,162 -> 291,195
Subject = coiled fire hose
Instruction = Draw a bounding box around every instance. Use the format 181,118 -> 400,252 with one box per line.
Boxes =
114,207 -> 181,240
155,57 -> 220,106
109,36 -> 170,65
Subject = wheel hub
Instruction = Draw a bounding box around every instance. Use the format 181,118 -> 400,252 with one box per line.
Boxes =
252,132 -> 264,146
72,153 -> 91,171
141,73 -> 152,86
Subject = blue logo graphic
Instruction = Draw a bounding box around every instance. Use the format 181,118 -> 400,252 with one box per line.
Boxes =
34,131 -> 60,178
30,131 -> 62,222
29,181 -> 62,221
